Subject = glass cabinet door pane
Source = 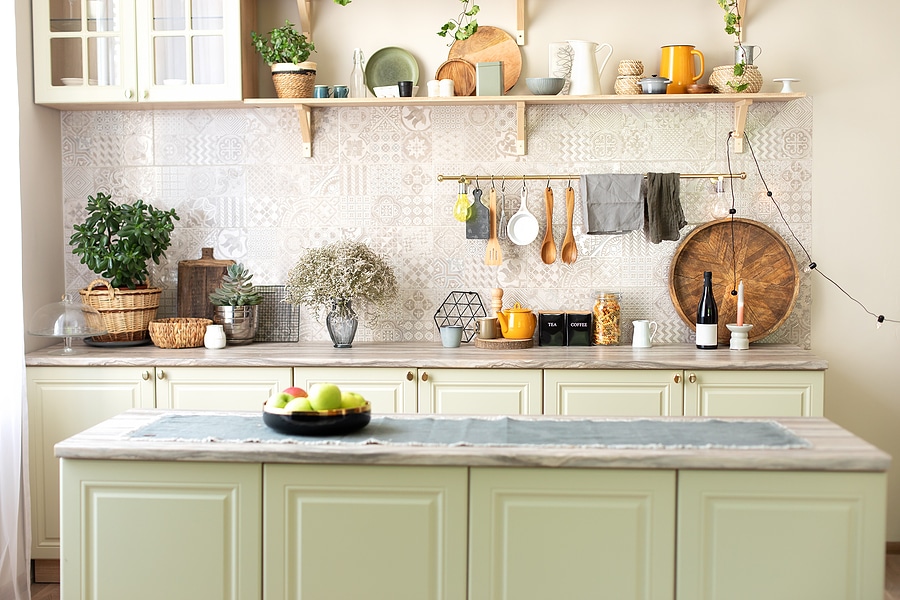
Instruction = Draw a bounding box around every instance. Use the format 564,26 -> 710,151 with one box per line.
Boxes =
50,0 -> 82,32
192,0 -> 223,31
86,0 -> 116,33
88,36 -> 121,86
50,38 -> 83,85
153,0 -> 186,32
153,36 -> 187,84
192,35 -> 224,84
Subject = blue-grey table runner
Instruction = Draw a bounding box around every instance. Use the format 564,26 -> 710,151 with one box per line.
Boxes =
128,414 -> 811,449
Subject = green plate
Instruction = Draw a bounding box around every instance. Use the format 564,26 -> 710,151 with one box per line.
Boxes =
365,47 -> 419,94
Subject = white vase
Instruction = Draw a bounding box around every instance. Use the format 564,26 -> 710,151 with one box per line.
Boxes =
204,324 -> 226,349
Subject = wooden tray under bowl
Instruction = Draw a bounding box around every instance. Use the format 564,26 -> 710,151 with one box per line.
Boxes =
669,218 -> 800,344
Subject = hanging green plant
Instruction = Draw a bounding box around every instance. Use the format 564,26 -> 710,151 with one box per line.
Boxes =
334,0 -> 480,43
716,0 -> 749,92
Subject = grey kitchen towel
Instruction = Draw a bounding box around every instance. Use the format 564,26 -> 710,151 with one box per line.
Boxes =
579,174 -> 644,234
643,172 -> 686,243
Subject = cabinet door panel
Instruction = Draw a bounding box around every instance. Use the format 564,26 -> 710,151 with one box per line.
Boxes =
61,459 -> 261,600
677,470 -> 886,600
27,366 -> 154,558
264,464 -> 468,600
155,366 -> 291,411
293,366 -> 417,413
683,370 -> 824,417
469,468 -> 676,600
419,368 -> 542,415
544,369 -> 683,416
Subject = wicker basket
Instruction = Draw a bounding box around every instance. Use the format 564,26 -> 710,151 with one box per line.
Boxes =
272,67 -> 316,98
149,317 -> 213,349
79,278 -> 161,342
708,64 -> 763,94
615,75 -> 642,95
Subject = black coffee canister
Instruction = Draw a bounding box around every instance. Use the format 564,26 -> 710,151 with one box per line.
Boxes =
566,311 -> 593,346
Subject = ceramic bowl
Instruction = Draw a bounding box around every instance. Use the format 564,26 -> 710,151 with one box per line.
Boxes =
263,401 -> 372,436
526,77 -> 566,95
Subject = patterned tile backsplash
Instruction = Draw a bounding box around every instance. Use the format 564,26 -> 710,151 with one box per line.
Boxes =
61,97 -> 813,347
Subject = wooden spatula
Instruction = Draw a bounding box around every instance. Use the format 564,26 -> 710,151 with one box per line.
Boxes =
485,187 -> 503,266
560,185 -> 578,265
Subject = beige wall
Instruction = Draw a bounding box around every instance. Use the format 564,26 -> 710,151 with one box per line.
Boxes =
23,0 -> 900,540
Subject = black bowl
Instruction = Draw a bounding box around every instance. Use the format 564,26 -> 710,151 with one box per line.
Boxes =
262,402 -> 372,436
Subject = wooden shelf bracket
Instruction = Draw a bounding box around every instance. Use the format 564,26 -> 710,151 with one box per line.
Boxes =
516,0 -> 525,45
732,98 -> 752,153
296,104 -> 312,157
296,0 -> 312,40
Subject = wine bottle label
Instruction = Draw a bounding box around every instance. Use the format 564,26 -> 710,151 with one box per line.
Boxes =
696,323 -> 718,348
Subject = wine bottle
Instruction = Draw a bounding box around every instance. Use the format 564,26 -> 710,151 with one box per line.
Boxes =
695,271 -> 718,349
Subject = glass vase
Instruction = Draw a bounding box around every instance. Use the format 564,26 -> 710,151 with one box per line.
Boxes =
326,298 -> 358,348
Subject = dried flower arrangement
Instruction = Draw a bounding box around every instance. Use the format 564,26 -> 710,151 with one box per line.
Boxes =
284,240 -> 398,325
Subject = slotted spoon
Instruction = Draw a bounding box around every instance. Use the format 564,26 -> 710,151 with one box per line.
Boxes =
485,187 -> 503,266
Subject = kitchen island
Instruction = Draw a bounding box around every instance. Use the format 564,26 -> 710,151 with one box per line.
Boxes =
57,410 -> 887,600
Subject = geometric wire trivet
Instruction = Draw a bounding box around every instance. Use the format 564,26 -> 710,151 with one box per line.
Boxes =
432,291 -> 486,343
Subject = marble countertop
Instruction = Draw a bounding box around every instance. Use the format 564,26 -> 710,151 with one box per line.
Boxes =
26,341 -> 827,370
55,410 -> 887,471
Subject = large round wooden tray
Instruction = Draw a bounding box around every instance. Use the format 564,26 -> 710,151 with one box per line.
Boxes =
669,218 -> 800,344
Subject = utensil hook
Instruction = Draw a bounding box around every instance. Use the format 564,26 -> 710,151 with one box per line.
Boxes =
474,176 -> 480,190
490,175 -> 495,190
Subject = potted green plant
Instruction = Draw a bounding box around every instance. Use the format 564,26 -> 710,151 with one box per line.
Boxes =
250,20 -> 317,98
284,240 -> 398,348
710,0 -> 761,93
69,192 -> 179,342
333,0 -> 480,43
209,263 -> 262,345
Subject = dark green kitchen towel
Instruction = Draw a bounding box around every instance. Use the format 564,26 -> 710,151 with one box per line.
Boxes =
644,172 -> 686,243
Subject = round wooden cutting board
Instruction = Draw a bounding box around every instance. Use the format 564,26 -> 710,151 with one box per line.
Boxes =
669,218 -> 800,344
448,26 -> 522,93
435,58 -> 476,96
475,337 -> 534,350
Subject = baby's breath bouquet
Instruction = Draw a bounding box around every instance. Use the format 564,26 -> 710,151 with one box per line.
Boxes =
284,240 -> 398,326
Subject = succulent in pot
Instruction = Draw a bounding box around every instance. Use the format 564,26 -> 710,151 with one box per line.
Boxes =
209,263 -> 262,345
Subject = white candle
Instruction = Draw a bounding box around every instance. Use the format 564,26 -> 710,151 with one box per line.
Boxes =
737,280 -> 745,326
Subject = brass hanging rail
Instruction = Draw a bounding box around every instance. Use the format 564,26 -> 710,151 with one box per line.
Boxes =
436,172 -> 746,183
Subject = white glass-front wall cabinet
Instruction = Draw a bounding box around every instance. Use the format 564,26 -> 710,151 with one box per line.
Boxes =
33,0 -> 248,104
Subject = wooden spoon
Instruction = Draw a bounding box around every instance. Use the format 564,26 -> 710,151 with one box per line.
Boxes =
540,186 -> 556,264
560,185 -> 578,265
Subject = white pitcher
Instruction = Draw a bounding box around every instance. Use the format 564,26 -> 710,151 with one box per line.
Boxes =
566,40 -> 614,95
632,320 -> 658,348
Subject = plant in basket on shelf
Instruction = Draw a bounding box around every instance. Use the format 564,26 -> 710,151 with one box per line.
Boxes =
284,240 -> 398,348
250,20 -> 317,98
69,192 -> 178,343
712,0 -> 762,93
209,263 -> 262,345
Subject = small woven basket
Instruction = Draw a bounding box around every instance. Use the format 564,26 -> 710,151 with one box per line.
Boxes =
615,75 -> 642,95
272,69 -> 316,98
617,60 -> 644,77
708,64 -> 762,93
149,317 -> 213,349
79,278 -> 161,342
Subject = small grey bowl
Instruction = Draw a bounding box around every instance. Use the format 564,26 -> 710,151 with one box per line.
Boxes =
526,77 -> 566,95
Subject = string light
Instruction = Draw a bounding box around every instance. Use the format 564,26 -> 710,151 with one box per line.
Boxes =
726,131 -> 899,328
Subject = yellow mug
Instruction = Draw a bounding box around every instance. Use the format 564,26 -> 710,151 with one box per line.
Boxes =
659,45 -> 704,94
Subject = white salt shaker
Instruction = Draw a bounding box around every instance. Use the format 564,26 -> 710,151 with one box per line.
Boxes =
204,324 -> 226,349
439,79 -> 455,97
426,79 -> 441,97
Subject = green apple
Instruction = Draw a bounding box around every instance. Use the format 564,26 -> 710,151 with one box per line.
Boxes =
284,396 -> 314,412
266,391 -> 292,409
341,391 -> 367,409
308,383 -> 343,411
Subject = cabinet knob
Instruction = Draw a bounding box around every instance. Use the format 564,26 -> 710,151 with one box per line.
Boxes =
421,372 -> 428,382
142,90 -> 149,100
156,369 -> 165,380
689,373 -> 697,384
125,89 -> 133,99
406,371 -> 414,381
142,370 -> 151,381
674,373 -> 681,383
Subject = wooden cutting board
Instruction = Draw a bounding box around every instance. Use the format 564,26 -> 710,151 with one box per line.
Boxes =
448,26 -> 522,93
177,248 -> 234,321
475,337 -> 534,350
435,58 -> 476,96
669,218 -> 800,344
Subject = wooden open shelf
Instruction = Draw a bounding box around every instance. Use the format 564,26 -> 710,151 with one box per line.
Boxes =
243,92 -> 806,158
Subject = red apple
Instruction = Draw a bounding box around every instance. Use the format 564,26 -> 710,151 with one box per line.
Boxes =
283,386 -> 307,398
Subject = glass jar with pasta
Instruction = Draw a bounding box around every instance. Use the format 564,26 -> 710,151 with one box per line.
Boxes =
592,292 -> 621,345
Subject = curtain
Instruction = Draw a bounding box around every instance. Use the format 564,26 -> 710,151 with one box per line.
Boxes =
0,0 -> 30,597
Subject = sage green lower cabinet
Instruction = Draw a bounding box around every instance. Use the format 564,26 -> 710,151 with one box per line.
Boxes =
677,470 -> 886,600
683,369 -> 825,417
468,468 -> 676,600
263,464 -> 469,600
544,369 -> 683,416
61,459 -> 262,600
293,366 -> 418,413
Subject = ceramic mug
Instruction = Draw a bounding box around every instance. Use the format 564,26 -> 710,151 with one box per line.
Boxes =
333,85 -> 349,98
439,325 -> 464,348
313,85 -> 331,98
476,317 -> 499,339
632,319 -> 658,348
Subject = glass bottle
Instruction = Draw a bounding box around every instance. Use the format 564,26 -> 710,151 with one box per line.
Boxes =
592,292 -> 620,345
695,271 -> 719,349
350,48 -> 366,98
